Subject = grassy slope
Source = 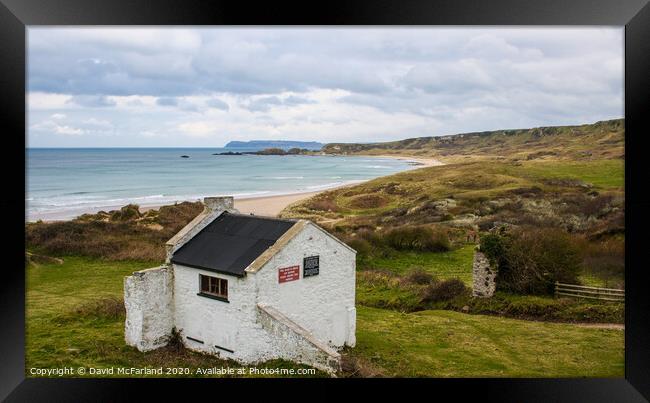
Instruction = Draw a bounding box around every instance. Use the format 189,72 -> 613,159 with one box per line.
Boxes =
282,158 -> 624,222
354,306 -> 623,377
26,257 -> 624,377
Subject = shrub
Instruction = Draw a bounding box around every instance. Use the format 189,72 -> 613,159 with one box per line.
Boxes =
422,278 -> 467,302
348,194 -> 388,209
581,238 -> 625,288
70,297 -> 125,319
25,201 -> 203,261
110,204 -> 142,221
345,238 -> 371,257
155,201 -> 203,230
481,227 -> 583,295
403,268 -> 436,285
478,233 -> 505,265
383,226 -> 451,252
307,198 -> 340,212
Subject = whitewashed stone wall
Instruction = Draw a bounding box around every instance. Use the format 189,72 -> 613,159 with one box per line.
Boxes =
472,250 -> 496,297
254,223 -> 357,348
257,303 -> 341,374
172,264 -> 273,362
124,266 -> 174,351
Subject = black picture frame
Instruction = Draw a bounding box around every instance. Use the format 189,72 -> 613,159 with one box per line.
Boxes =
3,0 -> 649,401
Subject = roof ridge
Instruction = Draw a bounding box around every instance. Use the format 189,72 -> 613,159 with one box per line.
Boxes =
222,211 -> 299,223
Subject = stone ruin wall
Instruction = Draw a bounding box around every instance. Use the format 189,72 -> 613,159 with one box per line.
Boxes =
472,250 -> 496,298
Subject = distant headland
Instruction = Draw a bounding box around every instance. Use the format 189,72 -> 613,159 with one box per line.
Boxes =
224,140 -> 323,151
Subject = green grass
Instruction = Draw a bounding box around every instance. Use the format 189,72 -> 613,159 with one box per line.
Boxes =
515,159 -> 624,190
361,244 -> 475,284
27,256 -> 624,378
352,306 -> 624,377
26,257 -> 325,378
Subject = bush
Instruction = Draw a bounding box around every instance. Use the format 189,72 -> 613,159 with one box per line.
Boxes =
345,238 -> 371,257
581,238 -> 625,288
348,194 -> 388,209
422,278 -> 467,302
307,198 -> 340,212
384,226 -> 451,252
481,227 -> 583,295
110,204 -> 142,221
25,201 -> 203,261
403,268 -> 436,285
70,297 -> 125,319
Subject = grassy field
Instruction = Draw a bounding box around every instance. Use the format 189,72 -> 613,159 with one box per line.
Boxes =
359,244 -> 476,283
26,256 -> 624,378
351,306 -> 623,377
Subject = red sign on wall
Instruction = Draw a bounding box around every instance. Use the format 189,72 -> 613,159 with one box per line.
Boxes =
278,265 -> 300,283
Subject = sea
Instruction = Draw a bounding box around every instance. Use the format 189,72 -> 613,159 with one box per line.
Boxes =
26,148 -> 415,221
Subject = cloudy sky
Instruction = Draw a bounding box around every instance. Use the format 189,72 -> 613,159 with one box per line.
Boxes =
27,27 -> 623,148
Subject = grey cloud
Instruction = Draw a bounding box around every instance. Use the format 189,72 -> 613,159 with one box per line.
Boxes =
67,95 -> 116,107
245,96 -> 283,112
243,95 -> 317,112
156,97 -> 178,106
283,95 -> 315,106
28,28 -> 622,105
206,98 -> 229,111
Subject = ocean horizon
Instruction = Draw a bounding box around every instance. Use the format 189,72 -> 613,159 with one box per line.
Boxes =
26,148 -> 414,221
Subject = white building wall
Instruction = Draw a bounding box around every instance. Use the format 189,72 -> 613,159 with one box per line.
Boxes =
254,223 -> 356,347
124,266 -> 174,351
172,264 -> 274,362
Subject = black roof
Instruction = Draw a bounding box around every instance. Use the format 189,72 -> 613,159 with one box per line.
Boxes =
170,212 -> 297,277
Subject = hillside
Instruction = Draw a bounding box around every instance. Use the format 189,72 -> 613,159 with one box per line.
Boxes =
322,119 -> 624,162
282,118 -> 625,292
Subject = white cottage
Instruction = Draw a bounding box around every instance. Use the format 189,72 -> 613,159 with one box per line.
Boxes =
124,196 -> 356,373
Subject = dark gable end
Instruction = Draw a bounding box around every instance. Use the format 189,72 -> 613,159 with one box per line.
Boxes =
170,212 -> 298,277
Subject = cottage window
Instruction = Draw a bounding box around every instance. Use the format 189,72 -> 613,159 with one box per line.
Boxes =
199,274 -> 228,301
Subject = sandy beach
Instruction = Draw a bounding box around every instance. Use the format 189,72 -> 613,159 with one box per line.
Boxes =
30,155 -> 444,221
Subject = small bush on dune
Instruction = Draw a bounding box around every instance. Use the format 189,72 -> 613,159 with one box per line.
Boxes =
307,198 -> 340,212
348,194 -> 388,209
383,226 -> 451,252
155,201 -> 203,231
26,201 -> 204,261
110,204 -> 142,221
421,278 -> 467,302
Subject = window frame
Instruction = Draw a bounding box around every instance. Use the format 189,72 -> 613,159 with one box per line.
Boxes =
197,274 -> 229,302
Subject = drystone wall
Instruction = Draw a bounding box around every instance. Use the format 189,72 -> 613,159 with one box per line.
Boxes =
472,250 -> 496,297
